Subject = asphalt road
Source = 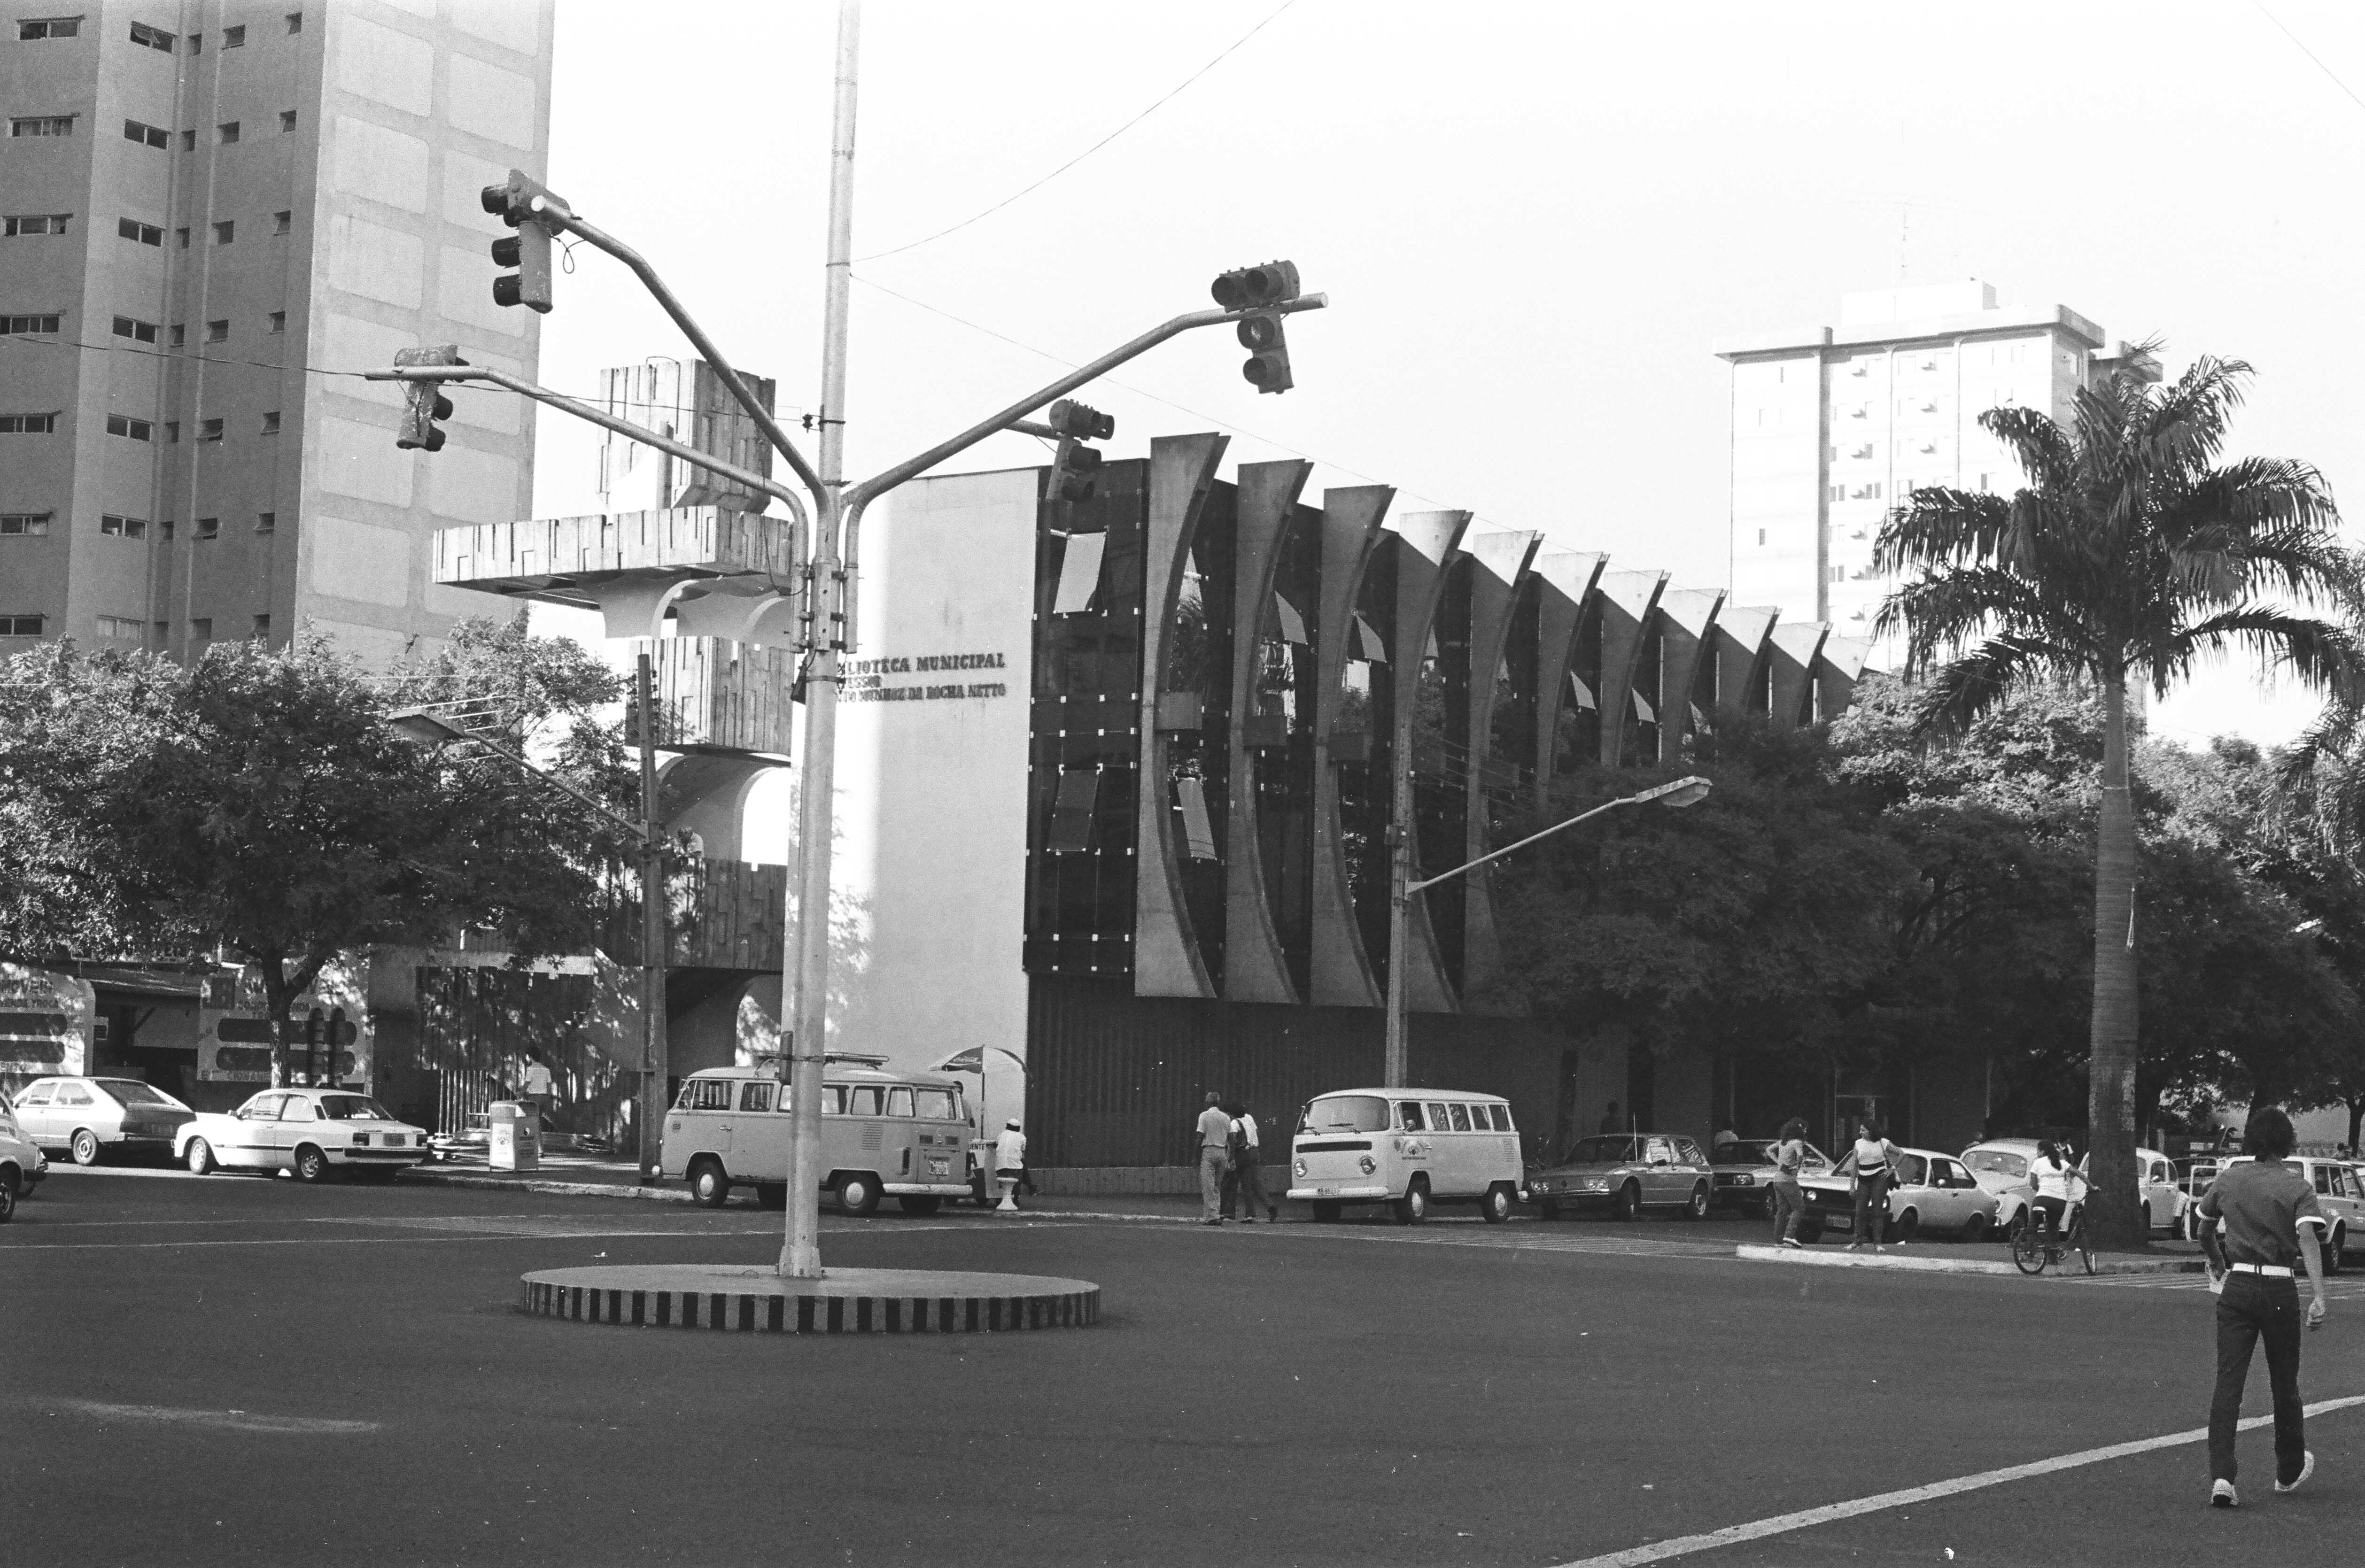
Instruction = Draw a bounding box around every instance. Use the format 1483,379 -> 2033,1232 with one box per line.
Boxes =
5,1166 -> 2359,1567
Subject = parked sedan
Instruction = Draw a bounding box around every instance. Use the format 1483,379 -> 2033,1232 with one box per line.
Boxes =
1709,1138 -> 1833,1216
10,1075 -> 195,1166
176,1089 -> 429,1183
2196,1156 -> 2365,1273
1798,1147 -> 1999,1243
1527,1133 -> 1712,1221
0,1092 -> 49,1221
1963,1138 -> 2183,1237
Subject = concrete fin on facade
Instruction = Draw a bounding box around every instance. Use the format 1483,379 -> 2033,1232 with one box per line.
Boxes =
1222,460 -> 1315,1004
1593,569 -> 1670,766
1711,606 -> 1779,722
1389,511 -> 1473,1015
1309,486 -> 1396,1008
1767,621 -> 1831,728
1652,587 -> 1725,759
1457,531 -> 1541,1013
1530,550 -> 1608,807
1133,434 -> 1232,1000
1817,634 -> 1875,723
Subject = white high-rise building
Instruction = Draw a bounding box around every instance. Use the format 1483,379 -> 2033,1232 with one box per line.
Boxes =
1715,281 -> 2147,665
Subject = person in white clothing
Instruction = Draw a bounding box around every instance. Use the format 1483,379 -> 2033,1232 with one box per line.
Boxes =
994,1120 -> 1027,1209
520,1053 -> 556,1130
1228,1104 -> 1274,1223
1849,1119 -> 1906,1250
2027,1139 -> 2086,1246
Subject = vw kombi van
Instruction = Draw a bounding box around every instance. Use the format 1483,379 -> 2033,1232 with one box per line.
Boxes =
661,1055 -> 977,1215
1286,1088 -> 1523,1224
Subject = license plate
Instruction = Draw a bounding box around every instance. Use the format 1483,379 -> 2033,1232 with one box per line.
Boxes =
927,1159 -> 948,1177
1314,1186 -> 1338,1196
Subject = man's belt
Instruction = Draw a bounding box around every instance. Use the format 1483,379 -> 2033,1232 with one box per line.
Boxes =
2227,1262 -> 2295,1277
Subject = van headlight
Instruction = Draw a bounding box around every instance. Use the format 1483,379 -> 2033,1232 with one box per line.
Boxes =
1358,1156 -> 1376,1175
1293,1159 -> 1306,1178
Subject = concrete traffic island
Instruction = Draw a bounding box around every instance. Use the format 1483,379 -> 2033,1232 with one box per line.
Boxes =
518,1263 -> 1100,1334
1735,1243 -> 2205,1277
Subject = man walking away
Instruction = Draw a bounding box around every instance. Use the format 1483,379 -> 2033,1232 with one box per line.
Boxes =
2198,1106 -> 2330,1508
1194,1092 -> 1231,1225
1231,1103 -> 1275,1222
1770,1116 -> 1811,1249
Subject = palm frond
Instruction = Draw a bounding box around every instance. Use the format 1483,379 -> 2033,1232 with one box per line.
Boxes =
2147,606 -> 2365,700
1913,635 -> 2077,738
1873,486 -> 2009,576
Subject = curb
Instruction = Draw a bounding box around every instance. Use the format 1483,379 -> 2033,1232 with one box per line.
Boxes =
1736,1243 -> 2206,1276
518,1263 -> 1100,1334
403,1168 -> 1217,1225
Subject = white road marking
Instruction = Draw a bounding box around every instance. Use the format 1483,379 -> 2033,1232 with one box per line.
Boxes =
1548,1395 -> 2365,1568
51,1399 -> 380,1435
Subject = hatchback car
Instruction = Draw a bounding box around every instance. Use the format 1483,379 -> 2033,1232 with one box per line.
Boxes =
176,1088 -> 429,1183
1527,1132 -> 1713,1221
1708,1137 -> 1833,1216
11,1075 -> 195,1166
0,1091 -> 49,1221
1798,1146 -> 1999,1243
1962,1138 -> 2182,1237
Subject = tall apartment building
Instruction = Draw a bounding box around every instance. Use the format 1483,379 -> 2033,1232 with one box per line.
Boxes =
0,0 -> 554,664
1715,280 -> 2148,663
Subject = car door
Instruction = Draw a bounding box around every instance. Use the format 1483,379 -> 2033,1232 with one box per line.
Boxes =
224,1094 -> 281,1166
1927,1157 -> 1977,1230
1641,1136 -> 1679,1205
13,1082 -> 56,1145
1675,1138 -> 1709,1205
273,1095 -> 322,1166
1890,1153 -> 1933,1226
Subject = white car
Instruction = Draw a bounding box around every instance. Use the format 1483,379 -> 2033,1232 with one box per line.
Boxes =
1961,1139 -> 2183,1237
175,1088 -> 429,1183
0,1092 -> 49,1221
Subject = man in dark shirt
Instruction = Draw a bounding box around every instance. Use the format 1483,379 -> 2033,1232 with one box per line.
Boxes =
2195,1107 -> 2330,1508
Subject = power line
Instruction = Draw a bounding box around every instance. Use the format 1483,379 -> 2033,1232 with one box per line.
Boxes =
853,0 -> 1299,263
2255,3 -> 2365,116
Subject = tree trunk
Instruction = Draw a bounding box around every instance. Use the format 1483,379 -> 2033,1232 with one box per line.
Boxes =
260,961 -> 295,1089
2085,672 -> 2142,1247
2347,1095 -> 2362,1157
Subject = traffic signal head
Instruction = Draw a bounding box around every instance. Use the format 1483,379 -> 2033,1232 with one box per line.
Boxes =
1049,442 -> 1104,504
1046,399 -> 1115,442
393,345 -> 466,452
1210,260 -> 1302,311
480,169 -> 568,315
1237,311 -> 1293,393
1212,261 -> 1303,393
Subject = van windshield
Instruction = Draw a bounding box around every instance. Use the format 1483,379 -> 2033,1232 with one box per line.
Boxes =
1304,1095 -> 1389,1134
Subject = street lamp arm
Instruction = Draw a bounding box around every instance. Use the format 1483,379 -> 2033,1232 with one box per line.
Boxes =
386,710 -> 651,844
548,211 -> 824,518
1405,795 -> 1637,895
370,364 -> 810,522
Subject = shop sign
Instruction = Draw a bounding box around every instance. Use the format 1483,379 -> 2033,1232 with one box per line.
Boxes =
0,964 -> 95,1077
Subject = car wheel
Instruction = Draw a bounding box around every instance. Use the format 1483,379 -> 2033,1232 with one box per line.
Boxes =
70,1128 -> 101,1167
898,1195 -> 942,1217
1311,1200 -> 1342,1223
1892,1208 -> 1920,1242
2327,1225 -> 2346,1276
1479,1183 -> 1513,1224
186,1138 -> 216,1176
0,1171 -> 16,1223
1682,1183 -> 1709,1221
1392,1177 -> 1429,1225
292,1144 -> 331,1184
1960,1212 -> 1989,1245
1760,1190 -> 1779,1220
1613,1182 -> 1641,1223
837,1172 -> 882,1217
688,1158 -> 731,1207
1796,1217 -> 1824,1245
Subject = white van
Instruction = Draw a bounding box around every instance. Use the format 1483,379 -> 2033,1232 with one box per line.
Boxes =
1285,1087 -> 1523,1224
661,1056 -> 977,1215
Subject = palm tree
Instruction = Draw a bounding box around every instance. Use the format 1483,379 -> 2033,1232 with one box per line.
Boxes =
1875,351 -> 2363,1247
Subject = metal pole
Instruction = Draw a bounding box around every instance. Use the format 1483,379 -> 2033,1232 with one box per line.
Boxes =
1383,689 -> 1414,1089
781,0 -> 860,1280
636,652 -> 667,1184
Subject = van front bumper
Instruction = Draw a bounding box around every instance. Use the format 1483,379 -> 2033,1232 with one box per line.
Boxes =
1286,1184 -> 1389,1201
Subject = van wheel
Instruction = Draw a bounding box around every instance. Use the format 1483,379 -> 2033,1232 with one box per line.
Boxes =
689,1158 -> 731,1208
754,1182 -> 787,1211
1392,1178 -> 1429,1225
1613,1182 -> 1641,1223
70,1129 -> 101,1167
1682,1183 -> 1709,1220
1960,1212 -> 1989,1245
293,1144 -> 331,1184
898,1196 -> 942,1216
1310,1200 -> 1341,1223
837,1173 -> 882,1217
1480,1183 -> 1513,1224
186,1138 -> 217,1176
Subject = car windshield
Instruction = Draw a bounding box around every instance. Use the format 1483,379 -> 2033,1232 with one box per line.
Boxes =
317,1095 -> 394,1120
1559,1137 -> 1638,1166
98,1079 -> 182,1108
1304,1096 -> 1389,1134
1963,1151 -> 2027,1179
1719,1140 -> 1776,1165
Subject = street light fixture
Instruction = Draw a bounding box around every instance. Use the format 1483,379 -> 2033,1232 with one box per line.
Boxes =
1381,774 -> 1712,1086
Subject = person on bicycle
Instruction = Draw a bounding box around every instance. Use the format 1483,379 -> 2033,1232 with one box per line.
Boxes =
1848,1118 -> 1904,1251
2196,1106 -> 2329,1508
2027,1140 -> 2085,1246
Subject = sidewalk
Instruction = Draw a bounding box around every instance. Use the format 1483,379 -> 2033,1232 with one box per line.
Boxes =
1737,1241 -> 2206,1276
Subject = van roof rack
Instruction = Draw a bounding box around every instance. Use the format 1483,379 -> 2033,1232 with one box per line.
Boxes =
748,1050 -> 892,1069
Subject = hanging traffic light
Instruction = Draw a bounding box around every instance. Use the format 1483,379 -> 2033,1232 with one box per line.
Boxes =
479,169 -> 571,314
1044,400 -> 1113,504
1210,260 -> 1303,394
394,344 -> 465,451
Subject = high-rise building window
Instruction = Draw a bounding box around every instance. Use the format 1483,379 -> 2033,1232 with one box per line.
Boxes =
1757,529 -> 1766,547
223,24 -> 246,47
5,314 -> 63,334
112,316 -> 159,343
191,618 -> 213,641
9,116 -> 77,138
251,614 -> 270,637
3,215 -> 72,237
159,521 -> 175,540
165,422 -> 179,442
106,414 -> 153,441
0,615 -> 46,637
118,217 -> 163,246
195,518 -> 220,539
267,312 -> 286,333
0,413 -> 61,433
205,319 -> 228,342
176,227 -> 189,247
101,514 -> 150,539
279,110 -> 297,132
198,418 -> 224,442
97,616 -> 146,641
168,324 -> 185,346
217,122 -> 240,145
256,511 -> 277,532
179,129 -> 194,150
260,412 -> 281,435
123,118 -> 171,148
286,12 -> 303,33
272,210 -> 291,235
212,221 -> 234,245
0,513 -> 54,536
18,18 -> 82,39
129,21 -> 175,52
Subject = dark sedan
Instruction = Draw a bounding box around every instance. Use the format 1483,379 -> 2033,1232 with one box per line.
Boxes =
1709,1138 -> 1832,1216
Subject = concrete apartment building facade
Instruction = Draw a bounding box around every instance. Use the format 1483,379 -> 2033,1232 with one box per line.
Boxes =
0,0 -> 553,664
1715,280 -> 2147,664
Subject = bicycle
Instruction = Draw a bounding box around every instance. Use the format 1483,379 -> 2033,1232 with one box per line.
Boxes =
2012,1197 -> 2094,1275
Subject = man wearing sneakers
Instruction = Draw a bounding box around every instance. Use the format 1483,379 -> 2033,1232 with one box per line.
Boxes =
2196,1106 -> 2330,1508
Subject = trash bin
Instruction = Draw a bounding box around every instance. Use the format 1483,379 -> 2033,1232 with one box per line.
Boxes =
488,1101 -> 540,1172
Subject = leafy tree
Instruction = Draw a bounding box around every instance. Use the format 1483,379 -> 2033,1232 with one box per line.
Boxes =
0,621 -> 633,1080
1874,352 -> 2363,1244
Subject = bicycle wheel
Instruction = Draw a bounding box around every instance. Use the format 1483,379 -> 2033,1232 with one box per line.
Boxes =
2012,1217 -> 2047,1275
2071,1215 -> 2095,1275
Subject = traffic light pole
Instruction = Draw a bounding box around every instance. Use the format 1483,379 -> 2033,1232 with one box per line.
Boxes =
636,653 -> 669,1185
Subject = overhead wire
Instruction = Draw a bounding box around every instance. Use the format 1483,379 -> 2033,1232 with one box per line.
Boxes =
2254,3 -> 2365,116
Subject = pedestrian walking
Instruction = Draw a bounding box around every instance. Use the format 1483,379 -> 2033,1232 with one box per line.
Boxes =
521,1051 -> 556,1129
1194,1092 -> 1231,1225
2197,1106 -> 2330,1507
1848,1117 -> 1904,1251
1769,1116 -> 1811,1248
1230,1103 -> 1275,1222
994,1120 -> 1027,1211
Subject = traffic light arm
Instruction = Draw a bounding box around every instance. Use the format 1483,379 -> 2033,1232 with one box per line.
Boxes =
533,209 -> 825,518
369,363 -> 810,519
384,708 -> 653,846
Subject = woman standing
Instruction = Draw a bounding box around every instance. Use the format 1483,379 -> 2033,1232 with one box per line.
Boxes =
1850,1118 -> 1904,1251
1770,1117 -> 1812,1249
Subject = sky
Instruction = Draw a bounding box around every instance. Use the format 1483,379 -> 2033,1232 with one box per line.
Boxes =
522,0 -> 2365,749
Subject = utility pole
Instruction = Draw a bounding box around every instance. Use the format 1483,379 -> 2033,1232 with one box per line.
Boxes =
636,652 -> 668,1183
1382,708 -> 1415,1088
781,0 -> 861,1281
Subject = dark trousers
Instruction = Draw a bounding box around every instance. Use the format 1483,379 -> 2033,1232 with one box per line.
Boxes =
2210,1274 -> 2306,1484
1771,1179 -> 1807,1242
1233,1156 -> 1271,1217
1853,1174 -> 1890,1243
